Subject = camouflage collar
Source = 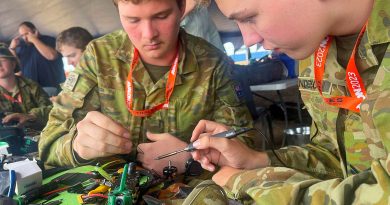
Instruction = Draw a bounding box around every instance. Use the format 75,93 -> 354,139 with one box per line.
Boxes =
114,30 -> 133,64
16,76 -> 27,89
0,83 -> 9,94
0,76 -> 24,97
176,29 -> 198,76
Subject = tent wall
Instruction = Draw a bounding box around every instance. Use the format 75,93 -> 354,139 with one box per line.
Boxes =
0,0 -> 121,42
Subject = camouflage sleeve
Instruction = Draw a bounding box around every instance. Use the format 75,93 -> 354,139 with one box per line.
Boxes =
222,157 -> 389,205
28,82 -> 52,125
211,57 -> 255,147
262,112 -> 372,180
373,62 -> 390,155
265,142 -> 343,179
39,44 -> 101,167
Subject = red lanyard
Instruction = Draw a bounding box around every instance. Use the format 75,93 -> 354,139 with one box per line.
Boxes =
125,48 -> 179,117
2,93 -> 22,104
314,23 -> 367,113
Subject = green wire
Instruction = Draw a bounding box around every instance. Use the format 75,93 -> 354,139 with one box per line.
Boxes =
119,163 -> 129,192
94,166 -> 112,181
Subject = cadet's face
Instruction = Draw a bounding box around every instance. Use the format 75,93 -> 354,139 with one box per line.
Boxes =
215,0 -> 327,60
0,58 -> 15,79
60,44 -> 83,67
118,0 -> 183,65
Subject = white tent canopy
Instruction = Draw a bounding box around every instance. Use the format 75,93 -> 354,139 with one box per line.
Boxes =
0,0 -> 121,42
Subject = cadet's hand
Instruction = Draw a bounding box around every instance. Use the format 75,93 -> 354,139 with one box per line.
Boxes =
2,113 -> 36,128
73,111 -> 132,161
137,132 -> 190,176
9,36 -> 20,50
190,120 -> 269,171
25,31 -> 39,44
191,120 -> 230,142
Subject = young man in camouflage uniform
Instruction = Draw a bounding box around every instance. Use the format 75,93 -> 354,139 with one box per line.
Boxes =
189,0 -> 390,204
0,44 -> 52,130
38,0 -> 253,179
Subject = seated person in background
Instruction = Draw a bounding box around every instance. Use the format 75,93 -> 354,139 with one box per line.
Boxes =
39,0 -> 253,177
9,21 -> 65,89
180,0 -> 224,51
48,27 -> 93,101
56,27 -> 93,68
0,43 -> 52,130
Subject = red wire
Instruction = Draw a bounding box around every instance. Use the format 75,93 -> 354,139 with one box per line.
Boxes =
42,186 -> 70,196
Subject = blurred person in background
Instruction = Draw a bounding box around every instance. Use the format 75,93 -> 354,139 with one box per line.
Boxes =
0,43 -> 52,130
180,0 -> 224,51
56,26 -> 93,68
9,21 -> 65,89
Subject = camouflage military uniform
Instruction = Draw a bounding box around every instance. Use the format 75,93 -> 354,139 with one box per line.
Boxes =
39,29 -> 253,167
220,1 -> 390,204
0,76 -> 52,125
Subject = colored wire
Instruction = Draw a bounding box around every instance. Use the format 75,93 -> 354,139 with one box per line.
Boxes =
254,127 -> 288,167
42,186 -> 70,196
7,170 -> 16,197
94,166 -> 112,181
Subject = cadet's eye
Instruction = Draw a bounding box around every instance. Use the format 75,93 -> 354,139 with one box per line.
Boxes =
125,17 -> 140,24
155,14 -> 169,19
237,14 -> 257,24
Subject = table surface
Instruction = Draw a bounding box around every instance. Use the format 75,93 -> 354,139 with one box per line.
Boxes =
250,78 -> 298,91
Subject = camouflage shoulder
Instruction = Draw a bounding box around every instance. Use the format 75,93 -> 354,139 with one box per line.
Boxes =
62,72 -> 80,92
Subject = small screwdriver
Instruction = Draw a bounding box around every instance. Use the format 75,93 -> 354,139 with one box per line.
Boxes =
155,127 -> 253,160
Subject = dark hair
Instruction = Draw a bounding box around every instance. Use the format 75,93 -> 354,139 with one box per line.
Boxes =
56,27 -> 93,51
112,0 -> 184,9
18,21 -> 37,32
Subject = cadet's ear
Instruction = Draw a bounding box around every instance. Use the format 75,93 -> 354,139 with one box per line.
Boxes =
179,0 -> 186,18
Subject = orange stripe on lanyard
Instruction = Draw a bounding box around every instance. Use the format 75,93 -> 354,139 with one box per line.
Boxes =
314,22 -> 367,112
125,46 -> 179,117
2,93 -> 22,104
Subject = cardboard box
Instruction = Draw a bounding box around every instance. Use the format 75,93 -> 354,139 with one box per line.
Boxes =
4,159 -> 42,195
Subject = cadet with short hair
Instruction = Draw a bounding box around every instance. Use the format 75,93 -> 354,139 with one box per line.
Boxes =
56,27 -> 93,67
189,0 -> 390,204
0,43 -> 52,130
39,0 -> 253,180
